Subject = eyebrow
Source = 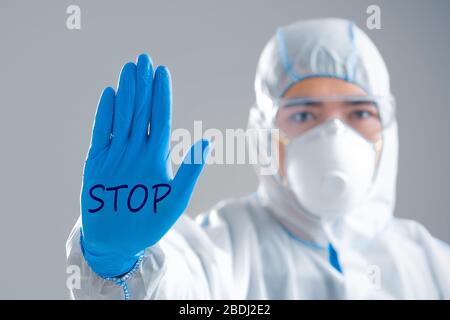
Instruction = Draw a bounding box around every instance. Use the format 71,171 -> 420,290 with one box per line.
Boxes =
343,100 -> 378,107
283,101 -> 324,108
283,101 -> 376,108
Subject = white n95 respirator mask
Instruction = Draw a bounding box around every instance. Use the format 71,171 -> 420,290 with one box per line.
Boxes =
284,119 -> 379,220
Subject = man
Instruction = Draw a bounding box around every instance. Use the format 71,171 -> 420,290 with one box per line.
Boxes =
66,18 -> 450,299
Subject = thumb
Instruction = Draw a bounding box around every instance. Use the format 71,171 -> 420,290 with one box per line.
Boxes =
173,139 -> 210,197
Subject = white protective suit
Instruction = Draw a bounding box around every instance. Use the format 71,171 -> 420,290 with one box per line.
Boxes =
66,18 -> 450,299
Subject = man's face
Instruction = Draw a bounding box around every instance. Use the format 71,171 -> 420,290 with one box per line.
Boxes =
276,77 -> 382,143
275,77 -> 383,177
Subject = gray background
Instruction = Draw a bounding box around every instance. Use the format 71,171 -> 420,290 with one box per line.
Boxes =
0,0 -> 448,299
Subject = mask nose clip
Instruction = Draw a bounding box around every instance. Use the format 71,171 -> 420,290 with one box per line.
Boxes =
319,118 -> 347,137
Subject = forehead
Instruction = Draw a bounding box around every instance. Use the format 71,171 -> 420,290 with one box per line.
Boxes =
283,77 -> 368,98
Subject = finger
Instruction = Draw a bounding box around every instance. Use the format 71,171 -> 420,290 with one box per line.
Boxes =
111,62 -> 136,148
87,87 -> 115,159
172,139 -> 210,199
145,140 -> 209,245
148,66 -> 171,153
131,53 -> 153,141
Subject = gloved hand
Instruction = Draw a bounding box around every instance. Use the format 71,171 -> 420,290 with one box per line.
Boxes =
80,54 -> 209,278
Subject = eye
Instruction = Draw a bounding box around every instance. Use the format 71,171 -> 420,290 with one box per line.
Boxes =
351,110 -> 377,120
289,111 -> 315,123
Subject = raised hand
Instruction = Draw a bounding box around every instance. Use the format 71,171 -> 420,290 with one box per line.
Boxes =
80,54 -> 209,278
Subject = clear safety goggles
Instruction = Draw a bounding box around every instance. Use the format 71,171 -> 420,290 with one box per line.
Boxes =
272,95 -> 396,142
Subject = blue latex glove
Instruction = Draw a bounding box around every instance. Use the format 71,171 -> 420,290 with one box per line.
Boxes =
80,54 -> 209,278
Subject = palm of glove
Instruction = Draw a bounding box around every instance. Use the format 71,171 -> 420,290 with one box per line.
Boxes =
80,54 -> 208,277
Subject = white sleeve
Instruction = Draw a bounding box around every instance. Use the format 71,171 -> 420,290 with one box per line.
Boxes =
65,211 -> 236,300
419,228 -> 450,299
